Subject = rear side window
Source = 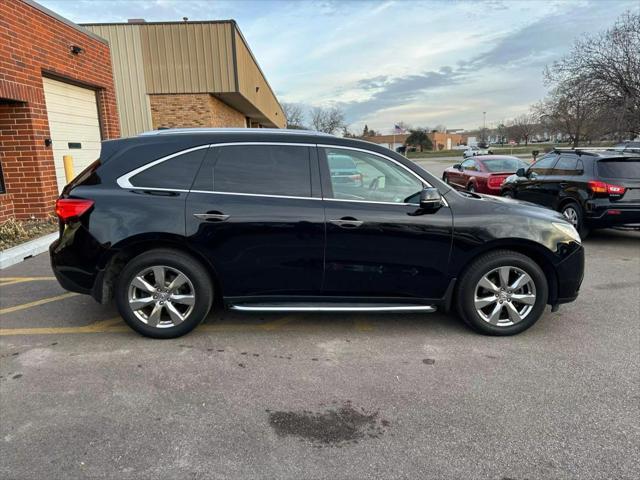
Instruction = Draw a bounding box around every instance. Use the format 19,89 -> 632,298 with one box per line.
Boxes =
552,154 -> 583,175
530,153 -> 558,175
597,159 -> 640,179
130,148 -> 208,190
206,145 -> 311,197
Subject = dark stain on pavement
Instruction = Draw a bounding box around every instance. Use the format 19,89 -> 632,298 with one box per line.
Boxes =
593,281 -> 634,290
268,403 -> 388,446
12,374 -> 22,379
422,358 -> 436,365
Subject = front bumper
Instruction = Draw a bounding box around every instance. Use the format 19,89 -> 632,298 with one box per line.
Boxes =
554,243 -> 585,304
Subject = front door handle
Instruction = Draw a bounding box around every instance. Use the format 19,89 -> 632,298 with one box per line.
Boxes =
329,217 -> 363,228
193,213 -> 230,222
559,182 -> 568,188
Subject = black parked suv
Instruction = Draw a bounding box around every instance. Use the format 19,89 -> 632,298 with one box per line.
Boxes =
501,148 -> 640,235
50,129 -> 584,338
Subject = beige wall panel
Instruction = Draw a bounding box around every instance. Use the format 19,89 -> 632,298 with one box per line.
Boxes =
86,24 -> 152,136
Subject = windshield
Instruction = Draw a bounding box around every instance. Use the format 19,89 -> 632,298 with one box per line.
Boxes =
482,157 -> 529,172
597,158 -> 640,179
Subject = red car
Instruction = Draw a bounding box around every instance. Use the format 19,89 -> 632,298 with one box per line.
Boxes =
443,155 -> 530,195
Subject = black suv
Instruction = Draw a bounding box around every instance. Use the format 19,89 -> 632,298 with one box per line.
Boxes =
50,129 -> 584,338
501,149 -> 640,234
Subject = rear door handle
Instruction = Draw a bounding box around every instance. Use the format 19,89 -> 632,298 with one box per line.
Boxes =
329,218 -> 363,228
193,213 -> 230,221
559,182 -> 568,188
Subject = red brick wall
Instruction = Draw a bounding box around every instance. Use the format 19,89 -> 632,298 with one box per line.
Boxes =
0,0 -> 120,222
149,94 -> 246,130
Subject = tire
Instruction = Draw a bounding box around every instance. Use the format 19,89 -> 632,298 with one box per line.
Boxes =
455,250 -> 548,336
467,184 -> 476,193
502,190 -> 514,198
560,202 -> 588,238
443,174 -> 449,184
115,249 -> 213,339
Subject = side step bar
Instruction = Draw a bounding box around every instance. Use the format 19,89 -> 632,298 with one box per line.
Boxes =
229,304 -> 437,313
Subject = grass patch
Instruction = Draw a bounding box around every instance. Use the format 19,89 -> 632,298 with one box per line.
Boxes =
0,217 -> 58,251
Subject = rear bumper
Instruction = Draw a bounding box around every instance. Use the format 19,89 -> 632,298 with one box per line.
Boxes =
49,223 -> 106,299
554,244 -> 585,304
585,201 -> 640,229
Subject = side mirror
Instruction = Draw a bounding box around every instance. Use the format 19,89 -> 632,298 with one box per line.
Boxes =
453,163 -> 462,170
419,187 -> 443,212
516,167 -> 526,177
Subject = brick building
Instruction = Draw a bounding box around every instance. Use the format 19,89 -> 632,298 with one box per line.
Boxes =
0,0 -> 120,222
84,20 -> 285,137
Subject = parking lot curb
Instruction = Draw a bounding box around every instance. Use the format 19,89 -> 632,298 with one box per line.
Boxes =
0,233 -> 58,270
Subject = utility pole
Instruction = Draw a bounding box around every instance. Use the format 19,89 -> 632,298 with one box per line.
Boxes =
482,111 -> 487,143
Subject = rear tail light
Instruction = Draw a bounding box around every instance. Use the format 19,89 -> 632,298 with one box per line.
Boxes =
488,176 -> 506,188
55,198 -> 94,222
588,181 -> 626,197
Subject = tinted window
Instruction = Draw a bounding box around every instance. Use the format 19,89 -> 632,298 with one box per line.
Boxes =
130,148 -> 208,190
530,153 -> 558,174
324,148 -> 423,204
328,154 -> 357,171
461,159 -> 477,170
481,157 -> 528,172
212,145 -> 311,197
551,154 -> 583,175
597,159 -> 640,179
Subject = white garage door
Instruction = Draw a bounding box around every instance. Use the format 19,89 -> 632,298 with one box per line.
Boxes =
42,77 -> 102,192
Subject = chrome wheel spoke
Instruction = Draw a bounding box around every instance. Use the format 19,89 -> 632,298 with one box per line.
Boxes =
487,303 -> 503,325
165,302 -> 185,325
511,293 -> 536,305
475,296 -> 497,309
129,296 -> 155,310
153,266 -> 166,288
498,267 -> 511,288
168,273 -> 188,290
478,276 -> 500,293
170,294 -> 195,306
505,302 -> 523,323
131,276 -> 156,294
510,272 -> 531,291
147,303 -> 163,327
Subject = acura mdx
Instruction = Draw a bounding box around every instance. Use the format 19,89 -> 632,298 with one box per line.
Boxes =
50,129 -> 584,338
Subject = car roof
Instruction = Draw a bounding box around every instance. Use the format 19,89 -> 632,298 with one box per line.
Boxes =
473,155 -> 523,161
139,127 -> 335,138
553,147 -> 640,158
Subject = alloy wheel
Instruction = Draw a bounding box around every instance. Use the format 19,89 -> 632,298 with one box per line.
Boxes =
563,207 -> 579,228
127,265 -> 196,328
473,266 -> 536,327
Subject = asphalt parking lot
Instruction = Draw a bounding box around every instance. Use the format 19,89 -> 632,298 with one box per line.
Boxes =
1,161 -> 639,479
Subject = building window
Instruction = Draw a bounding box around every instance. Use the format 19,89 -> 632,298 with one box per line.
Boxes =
0,159 -> 6,194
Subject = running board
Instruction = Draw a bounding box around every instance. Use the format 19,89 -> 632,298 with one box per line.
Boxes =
229,303 -> 437,313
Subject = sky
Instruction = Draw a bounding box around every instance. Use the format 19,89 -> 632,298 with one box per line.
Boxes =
40,0 -> 638,134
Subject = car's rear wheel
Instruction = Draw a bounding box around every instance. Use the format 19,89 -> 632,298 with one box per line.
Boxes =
443,174 -> 450,184
467,184 -> 476,193
560,202 -> 587,237
115,249 -> 213,338
456,250 -> 548,335
502,190 -> 514,198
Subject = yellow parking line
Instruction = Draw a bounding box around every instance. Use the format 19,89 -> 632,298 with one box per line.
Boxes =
0,292 -> 78,315
0,317 -> 124,336
0,276 -> 56,287
354,319 -> 375,332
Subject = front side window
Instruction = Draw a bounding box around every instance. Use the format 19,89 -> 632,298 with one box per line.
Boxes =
130,147 -> 208,190
530,153 -> 558,175
210,145 -> 311,197
324,148 -> 423,204
461,159 -> 477,170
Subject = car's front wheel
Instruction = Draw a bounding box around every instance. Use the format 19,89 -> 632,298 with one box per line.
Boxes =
115,249 -> 213,338
456,250 -> 548,335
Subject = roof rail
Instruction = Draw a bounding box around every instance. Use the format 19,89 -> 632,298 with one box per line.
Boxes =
139,128 -> 335,137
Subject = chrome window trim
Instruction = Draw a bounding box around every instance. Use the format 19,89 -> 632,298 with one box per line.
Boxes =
115,141 -> 448,207
116,144 -> 211,189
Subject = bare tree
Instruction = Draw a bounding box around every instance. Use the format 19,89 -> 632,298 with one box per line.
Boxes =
508,113 -> 539,145
282,103 -> 306,130
545,10 -> 640,138
310,106 -> 345,134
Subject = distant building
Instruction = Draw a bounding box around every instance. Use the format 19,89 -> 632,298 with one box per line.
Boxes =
361,134 -> 409,152
83,20 -> 285,137
430,132 -> 466,150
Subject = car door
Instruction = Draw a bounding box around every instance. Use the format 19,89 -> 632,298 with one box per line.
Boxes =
515,153 -> 559,205
185,143 -> 325,298
461,158 -> 479,190
318,146 -> 453,300
450,159 -> 474,189
544,153 -> 583,209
